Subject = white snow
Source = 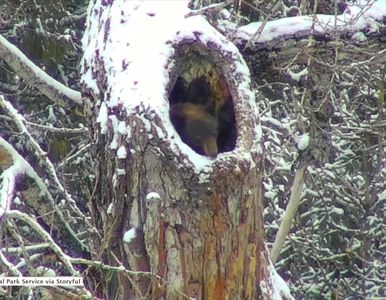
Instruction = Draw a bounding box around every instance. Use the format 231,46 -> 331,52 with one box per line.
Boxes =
96,102 -> 108,135
0,137 -> 51,217
117,146 -> 127,159
146,192 -> 161,201
123,228 -> 137,243
287,67 -> 308,82
221,0 -> 386,45
116,168 -> 126,176
107,203 -> 113,215
109,115 -> 119,149
81,0 -> 260,175
331,207 -> 344,216
0,167 -> 16,216
14,196 -> 21,205
351,31 -> 367,42
378,189 -> 386,201
118,121 -> 127,135
0,35 -> 82,105
270,262 -> 295,300
294,134 -> 309,151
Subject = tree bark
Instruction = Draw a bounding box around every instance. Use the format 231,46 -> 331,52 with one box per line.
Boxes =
1,0 -> 386,299
81,1 -> 286,299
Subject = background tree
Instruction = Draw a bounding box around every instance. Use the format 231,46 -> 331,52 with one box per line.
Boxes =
0,0 -> 385,299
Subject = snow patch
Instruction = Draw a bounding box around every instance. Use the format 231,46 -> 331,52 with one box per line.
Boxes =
116,168 -> 126,176
109,115 -> 119,149
107,203 -> 113,215
270,262 -> 294,300
117,145 -> 127,159
81,0 -> 260,173
146,192 -> 161,200
123,228 -> 137,243
96,102 -> 108,135
294,134 -> 309,151
225,0 -> 386,45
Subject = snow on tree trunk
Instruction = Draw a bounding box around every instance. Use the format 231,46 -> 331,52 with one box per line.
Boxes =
81,1 -> 291,299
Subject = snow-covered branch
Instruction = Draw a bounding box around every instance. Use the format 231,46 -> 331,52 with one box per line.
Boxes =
0,96 -> 94,254
218,0 -> 386,48
0,34 -> 82,107
25,121 -> 88,135
4,210 -> 79,275
57,143 -> 91,168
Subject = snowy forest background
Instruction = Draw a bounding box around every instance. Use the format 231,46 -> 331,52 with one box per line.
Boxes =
0,0 -> 385,299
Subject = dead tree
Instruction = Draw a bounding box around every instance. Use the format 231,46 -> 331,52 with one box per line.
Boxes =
81,1 -> 289,299
0,1 -> 292,299
3,0 -> 383,299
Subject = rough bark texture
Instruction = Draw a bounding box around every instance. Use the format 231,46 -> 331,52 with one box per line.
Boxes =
84,57 -> 267,299
81,2 -> 273,299
128,137 -> 264,300
84,79 -> 266,299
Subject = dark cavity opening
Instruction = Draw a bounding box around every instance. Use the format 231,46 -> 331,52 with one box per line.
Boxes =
169,75 -> 236,158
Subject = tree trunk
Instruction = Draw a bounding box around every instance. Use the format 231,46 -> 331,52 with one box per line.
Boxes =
82,1 -> 287,299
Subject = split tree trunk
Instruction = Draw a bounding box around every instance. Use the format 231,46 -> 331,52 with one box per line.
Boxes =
82,1 -> 285,299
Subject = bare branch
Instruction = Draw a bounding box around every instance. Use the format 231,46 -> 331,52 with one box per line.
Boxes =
0,97 -> 93,252
185,0 -> 234,17
25,121 -> 89,135
0,34 -> 82,108
270,164 -> 308,264
3,210 -> 79,275
57,143 -> 91,169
